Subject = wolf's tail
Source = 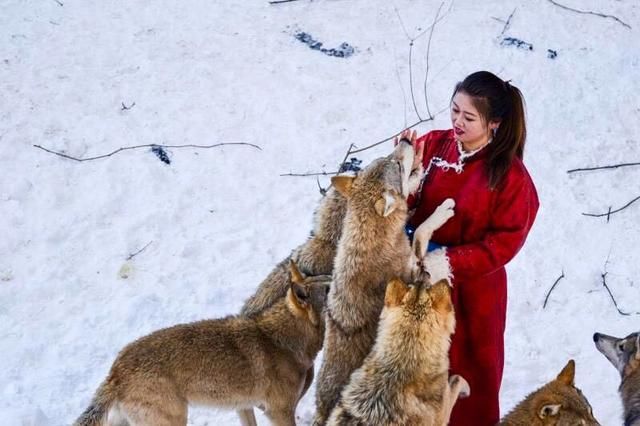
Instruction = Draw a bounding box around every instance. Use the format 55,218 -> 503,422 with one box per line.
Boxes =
73,381 -> 116,426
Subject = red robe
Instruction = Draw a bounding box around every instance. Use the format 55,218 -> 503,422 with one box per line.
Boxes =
408,129 -> 539,425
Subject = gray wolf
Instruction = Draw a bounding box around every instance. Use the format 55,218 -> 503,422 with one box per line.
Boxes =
326,278 -> 469,426
74,261 -> 329,426
313,139 -> 454,425
594,331 -> 640,426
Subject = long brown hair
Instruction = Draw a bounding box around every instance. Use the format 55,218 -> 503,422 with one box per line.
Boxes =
453,71 -> 527,189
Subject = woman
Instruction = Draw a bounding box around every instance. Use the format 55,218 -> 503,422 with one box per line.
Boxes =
397,71 -> 539,425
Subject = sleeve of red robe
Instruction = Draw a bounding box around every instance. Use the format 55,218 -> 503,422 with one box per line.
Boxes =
441,162 -> 539,282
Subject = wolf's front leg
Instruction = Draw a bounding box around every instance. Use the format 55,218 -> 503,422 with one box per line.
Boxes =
412,198 -> 455,260
440,374 -> 470,424
237,408 -> 258,426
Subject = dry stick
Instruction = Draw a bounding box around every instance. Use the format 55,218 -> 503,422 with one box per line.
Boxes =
34,142 -> 262,162
600,272 -> 638,316
127,241 -> 153,261
567,161 -> 640,174
497,8 -> 517,36
269,0 -> 301,4
546,0 -> 631,29
422,2 -> 445,120
52,0 -> 63,5
543,271 -> 565,309
121,102 -> 136,111
582,195 -> 640,219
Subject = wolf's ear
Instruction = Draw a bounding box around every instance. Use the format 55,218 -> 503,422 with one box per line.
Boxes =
331,176 -> 355,198
289,281 -> 310,309
385,278 -> 409,307
635,334 -> 640,360
374,192 -> 397,217
430,279 -> 452,311
289,260 -> 305,284
538,403 -> 561,419
556,359 -> 575,386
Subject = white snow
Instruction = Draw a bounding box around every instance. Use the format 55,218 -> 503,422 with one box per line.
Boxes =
1,0 -> 638,424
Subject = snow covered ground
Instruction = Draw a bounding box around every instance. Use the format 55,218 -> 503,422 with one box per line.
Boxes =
1,0 -> 639,424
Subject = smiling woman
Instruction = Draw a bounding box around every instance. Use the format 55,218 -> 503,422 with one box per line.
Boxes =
399,71 -> 540,426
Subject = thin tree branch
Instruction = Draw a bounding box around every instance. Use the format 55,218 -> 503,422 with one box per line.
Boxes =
121,102 -> 136,111
34,142 -> 261,162
567,161 -> 640,174
543,271 -> 565,309
127,241 -> 153,261
496,8 -> 517,36
582,195 -> 640,219
52,0 -> 63,6
422,2 -> 444,120
281,171 -> 339,177
269,0 -> 301,4
547,0 -> 631,29
601,272 -> 638,316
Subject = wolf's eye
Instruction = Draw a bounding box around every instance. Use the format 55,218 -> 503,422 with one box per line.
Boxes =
618,342 -> 625,351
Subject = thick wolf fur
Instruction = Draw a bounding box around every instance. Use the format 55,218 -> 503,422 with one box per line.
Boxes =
237,188 -> 345,423
499,360 -> 601,425
241,188 -> 346,318
327,278 -> 469,426
594,331 -> 640,426
74,262 -> 329,426
312,140 -> 455,425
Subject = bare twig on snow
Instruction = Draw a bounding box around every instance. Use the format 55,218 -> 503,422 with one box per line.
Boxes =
127,241 -> 153,261
34,142 -> 262,162
543,271 -> 565,309
567,161 -> 640,174
582,195 -> 640,220
546,0 -> 631,29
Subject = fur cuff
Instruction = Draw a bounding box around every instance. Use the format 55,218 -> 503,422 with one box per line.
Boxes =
423,248 -> 453,285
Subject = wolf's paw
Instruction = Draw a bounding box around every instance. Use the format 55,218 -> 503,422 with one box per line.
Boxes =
435,198 -> 455,219
449,374 -> 470,399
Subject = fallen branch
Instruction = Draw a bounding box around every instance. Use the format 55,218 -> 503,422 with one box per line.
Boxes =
567,161 -> 640,174
52,0 -> 63,6
543,271 -> 565,309
281,171 -> 339,177
121,102 -> 136,111
127,241 -> 153,261
582,195 -> 640,219
547,0 -> 631,29
493,8 -> 517,36
601,272 -> 638,316
34,142 -> 261,162
269,0 -> 301,4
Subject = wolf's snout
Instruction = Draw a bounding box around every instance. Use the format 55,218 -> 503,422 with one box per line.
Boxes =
593,333 -> 601,342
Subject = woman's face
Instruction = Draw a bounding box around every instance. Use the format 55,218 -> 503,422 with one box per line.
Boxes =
450,91 -> 498,150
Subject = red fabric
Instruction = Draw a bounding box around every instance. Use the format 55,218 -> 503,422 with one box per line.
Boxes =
408,129 -> 539,425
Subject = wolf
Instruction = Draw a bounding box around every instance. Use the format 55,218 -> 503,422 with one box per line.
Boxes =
312,139 -> 455,425
594,331 -> 640,426
74,261 -> 329,426
499,359 -> 601,425
240,187 -> 346,318
326,278 -> 469,426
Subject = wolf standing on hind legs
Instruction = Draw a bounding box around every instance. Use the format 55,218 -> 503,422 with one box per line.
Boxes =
73,261 -> 329,426
594,331 -> 640,426
312,139 -> 455,425
327,278 -> 469,426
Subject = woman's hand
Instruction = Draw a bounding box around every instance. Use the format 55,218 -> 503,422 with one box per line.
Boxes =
394,129 -> 423,171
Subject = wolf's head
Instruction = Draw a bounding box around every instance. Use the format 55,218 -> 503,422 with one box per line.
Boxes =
383,278 -> 455,336
502,360 -> 600,425
286,260 -> 331,327
331,140 -> 414,219
593,331 -> 640,380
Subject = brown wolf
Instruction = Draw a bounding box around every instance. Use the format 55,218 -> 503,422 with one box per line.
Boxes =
326,278 -> 469,426
237,188 -> 345,424
240,188 -> 346,318
594,331 -> 640,426
499,359 -> 601,425
312,140 -> 455,425
73,261 -> 329,426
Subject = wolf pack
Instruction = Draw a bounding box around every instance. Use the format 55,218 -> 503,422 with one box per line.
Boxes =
74,141 -> 639,425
